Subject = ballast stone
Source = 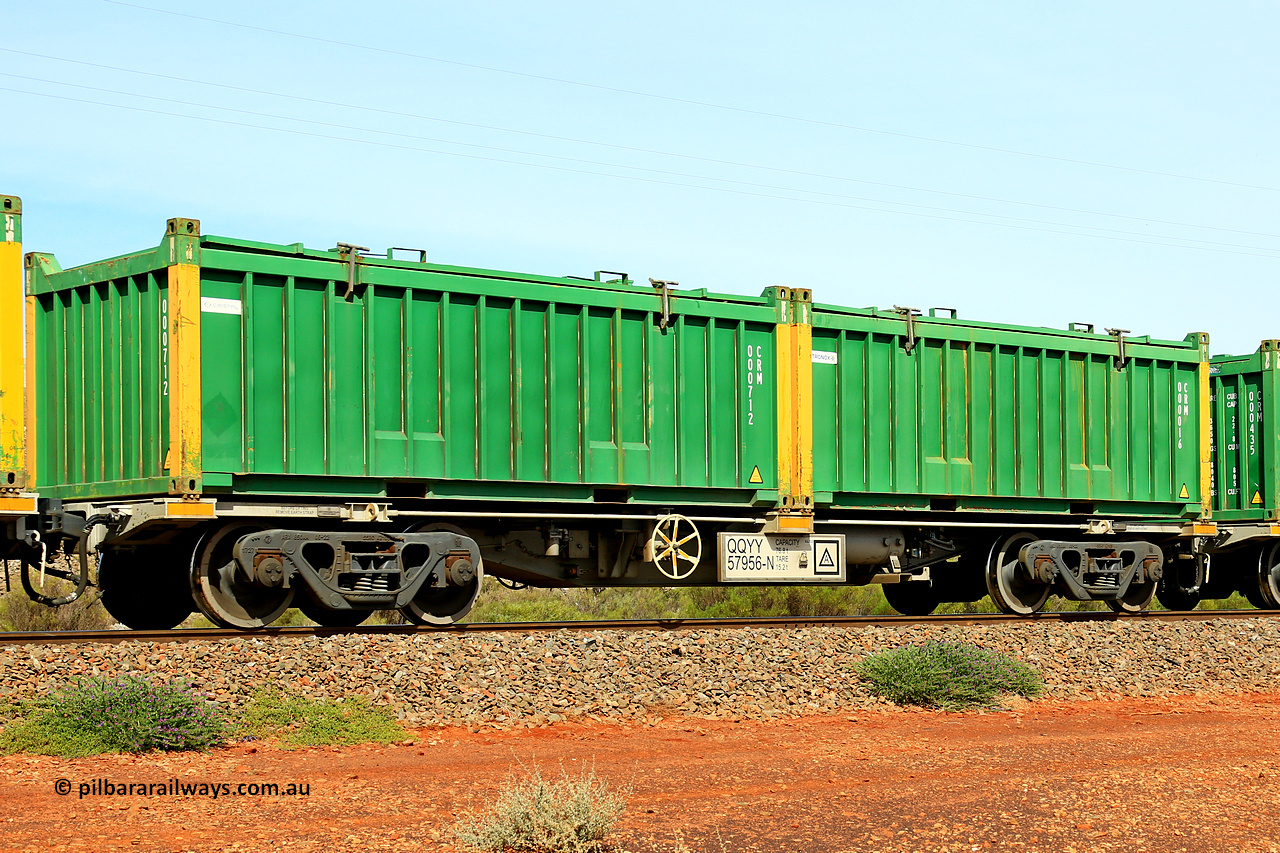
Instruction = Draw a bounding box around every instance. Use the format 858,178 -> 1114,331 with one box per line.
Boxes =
0,620 -> 1278,727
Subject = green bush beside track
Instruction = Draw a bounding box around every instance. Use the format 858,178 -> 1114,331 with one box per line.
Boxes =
0,675 -> 225,757
855,641 -> 1044,710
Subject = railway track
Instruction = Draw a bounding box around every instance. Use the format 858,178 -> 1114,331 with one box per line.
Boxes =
2,608 -> 1276,647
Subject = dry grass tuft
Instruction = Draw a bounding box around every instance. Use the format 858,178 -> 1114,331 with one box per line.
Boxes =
453,763 -> 628,853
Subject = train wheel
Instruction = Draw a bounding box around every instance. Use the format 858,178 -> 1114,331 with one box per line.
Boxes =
190,523 -> 294,629
99,547 -> 196,630
1251,543 -> 1280,609
1106,580 -> 1156,614
1155,577 -> 1200,610
881,581 -> 940,616
297,596 -> 372,628
401,581 -> 482,625
399,522 -> 483,625
985,532 -> 1051,615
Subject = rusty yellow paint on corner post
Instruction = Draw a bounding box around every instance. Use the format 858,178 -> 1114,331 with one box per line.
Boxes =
0,195 -> 26,486
166,217 -> 203,495
1196,333 -> 1212,517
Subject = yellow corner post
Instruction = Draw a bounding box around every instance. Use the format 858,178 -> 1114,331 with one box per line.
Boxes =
24,276 -> 36,489
774,287 -> 814,510
165,218 -> 203,496
1196,333 -> 1212,517
793,295 -> 813,504
0,195 -> 26,489
775,316 -> 795,498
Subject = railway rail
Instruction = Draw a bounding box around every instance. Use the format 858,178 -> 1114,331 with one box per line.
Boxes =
1,609 -> 1275,647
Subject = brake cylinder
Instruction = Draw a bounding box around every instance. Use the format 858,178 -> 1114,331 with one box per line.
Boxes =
839,527 -> 908,565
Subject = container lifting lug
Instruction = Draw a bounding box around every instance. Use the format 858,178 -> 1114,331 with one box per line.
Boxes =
893,305 -> 922,354
1106,327 -> 1129,369
649,278 -> 678,330
335,242 -> 370,301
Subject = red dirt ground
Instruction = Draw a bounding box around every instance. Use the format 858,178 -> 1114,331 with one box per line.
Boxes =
1,692 -> 1278,853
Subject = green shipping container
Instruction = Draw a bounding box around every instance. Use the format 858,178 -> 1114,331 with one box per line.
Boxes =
1209,342 -> 1280,521
26,220 -> 786,507
809,305 -> 1210,518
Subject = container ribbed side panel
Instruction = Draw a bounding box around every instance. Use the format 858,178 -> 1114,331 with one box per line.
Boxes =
196,251 -> 781,502
1209,344 -> 1280,521
811,309 -> 1205,516
34,272 -> 168,494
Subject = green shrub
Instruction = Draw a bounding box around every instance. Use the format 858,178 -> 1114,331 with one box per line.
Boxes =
453,764 -> 627,853
239,689 -> 404,747
855,641 -> 1043,710
0,676 -> 225,757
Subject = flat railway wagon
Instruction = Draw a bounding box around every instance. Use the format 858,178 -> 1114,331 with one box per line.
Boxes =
0,195 -> 1261,629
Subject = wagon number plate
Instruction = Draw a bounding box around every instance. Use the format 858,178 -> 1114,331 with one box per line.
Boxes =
717,533 -> 845,583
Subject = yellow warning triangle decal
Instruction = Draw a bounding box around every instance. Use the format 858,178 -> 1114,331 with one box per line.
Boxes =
1253,490 -> 1264,505
749,465 -> 764,484
1178,484 -> 1190,499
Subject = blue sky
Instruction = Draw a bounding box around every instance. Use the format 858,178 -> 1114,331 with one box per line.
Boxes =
5,0 -> 1278,354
